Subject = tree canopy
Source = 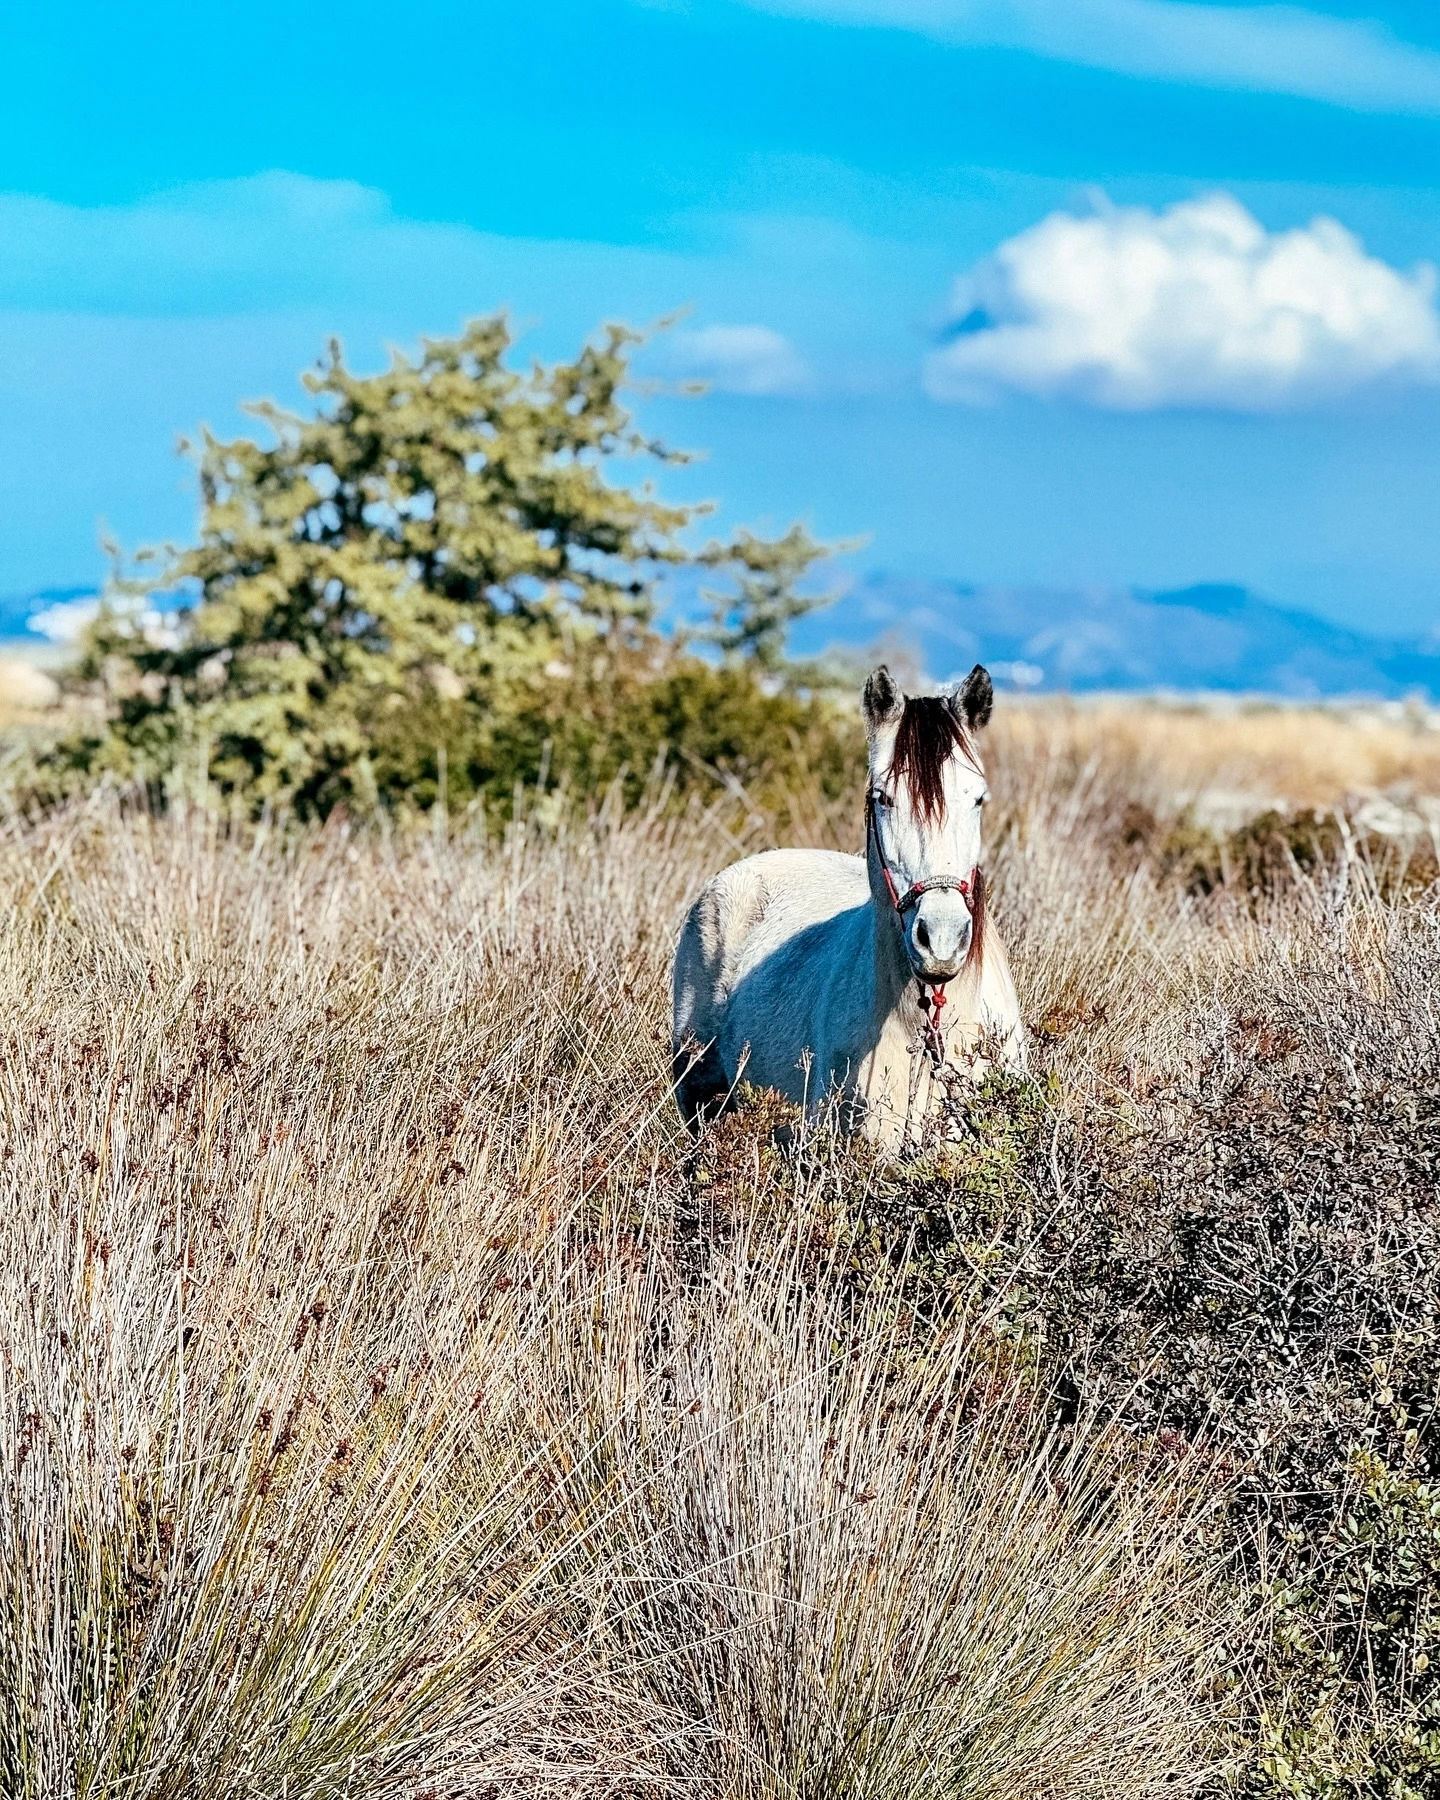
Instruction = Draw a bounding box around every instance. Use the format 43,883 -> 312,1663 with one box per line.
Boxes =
61,316 -> 837,816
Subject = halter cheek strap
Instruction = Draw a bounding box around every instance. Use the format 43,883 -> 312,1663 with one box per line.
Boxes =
866,792 -> 980,1069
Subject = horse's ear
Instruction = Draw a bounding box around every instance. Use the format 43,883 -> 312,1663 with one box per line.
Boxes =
951,664 -> 993,731
862,666 -> 904,730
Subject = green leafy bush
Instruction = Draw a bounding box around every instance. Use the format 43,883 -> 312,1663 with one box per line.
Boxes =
360,657 -> 863,818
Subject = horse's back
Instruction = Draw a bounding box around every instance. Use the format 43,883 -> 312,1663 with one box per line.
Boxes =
672,849 -> 866,1125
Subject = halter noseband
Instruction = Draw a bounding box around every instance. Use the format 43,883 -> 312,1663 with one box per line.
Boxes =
866,791 -> 980,1070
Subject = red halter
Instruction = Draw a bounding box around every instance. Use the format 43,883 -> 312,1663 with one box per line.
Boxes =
866,791 -> 979,1069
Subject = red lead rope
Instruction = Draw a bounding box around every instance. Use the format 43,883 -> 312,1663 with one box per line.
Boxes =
866,792 -> 978,1069
917,983 -> 947,1065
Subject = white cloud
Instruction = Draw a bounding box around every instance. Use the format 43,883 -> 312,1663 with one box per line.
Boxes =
660,324 -> 810,394
925,193 -> 1440,411
26,596 -> 99,644
25,592 -> 181,651
734,0 -> 1440,115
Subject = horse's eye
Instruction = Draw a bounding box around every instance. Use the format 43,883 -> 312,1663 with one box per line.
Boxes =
873,792 -> 894,809
976,793 -> 989,808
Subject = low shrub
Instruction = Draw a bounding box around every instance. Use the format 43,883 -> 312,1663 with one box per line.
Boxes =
1117,804 -> 1440,904
361,656 -> 864,820
867,920 -> 1440,1798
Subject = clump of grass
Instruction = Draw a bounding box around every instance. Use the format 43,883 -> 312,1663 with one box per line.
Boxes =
542,1239 -> 1218,1800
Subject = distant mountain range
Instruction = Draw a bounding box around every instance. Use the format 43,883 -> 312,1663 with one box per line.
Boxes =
791,577 -> 1440,700
7,577 -> 1440,700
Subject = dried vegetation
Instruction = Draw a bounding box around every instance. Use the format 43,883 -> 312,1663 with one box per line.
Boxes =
0,698 -> 1435,1798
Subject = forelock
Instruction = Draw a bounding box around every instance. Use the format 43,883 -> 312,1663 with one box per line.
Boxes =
887,696 -> 978,824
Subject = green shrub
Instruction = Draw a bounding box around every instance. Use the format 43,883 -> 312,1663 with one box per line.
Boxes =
1255,1452 -> 1440,1799
360,657 -> 864,819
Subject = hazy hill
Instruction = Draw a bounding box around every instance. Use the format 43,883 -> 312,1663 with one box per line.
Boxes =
791,577 -> 1440,699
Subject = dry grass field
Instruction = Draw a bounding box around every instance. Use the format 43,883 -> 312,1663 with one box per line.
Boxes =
0,697 -> 1436,1797
998,691 -> 1440,815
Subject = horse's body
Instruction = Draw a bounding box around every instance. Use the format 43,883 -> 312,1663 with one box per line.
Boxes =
672,667 -> 1024,1151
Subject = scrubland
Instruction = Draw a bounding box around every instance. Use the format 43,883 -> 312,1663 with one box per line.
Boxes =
0,699 -> 1436,1798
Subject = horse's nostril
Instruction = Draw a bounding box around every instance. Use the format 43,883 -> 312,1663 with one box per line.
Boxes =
915,919 -> 930,950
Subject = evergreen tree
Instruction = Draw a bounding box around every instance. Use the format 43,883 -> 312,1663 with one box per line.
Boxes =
65,316 -> 830,814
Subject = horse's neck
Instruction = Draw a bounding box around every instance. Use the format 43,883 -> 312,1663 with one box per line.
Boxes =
866,889 -> 916,1028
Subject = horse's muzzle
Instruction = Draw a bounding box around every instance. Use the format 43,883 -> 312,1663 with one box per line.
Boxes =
907,894 -> 972,983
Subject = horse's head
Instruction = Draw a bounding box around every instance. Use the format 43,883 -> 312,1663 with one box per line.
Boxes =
862,663 -> 993,986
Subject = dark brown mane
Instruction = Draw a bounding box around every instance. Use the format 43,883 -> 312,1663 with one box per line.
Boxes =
889,696 -> 975,825
967,867 -> 987,974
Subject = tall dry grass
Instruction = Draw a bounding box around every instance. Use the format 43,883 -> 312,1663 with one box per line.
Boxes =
994,696 -> 1440,818
3,697 -> 1435,1797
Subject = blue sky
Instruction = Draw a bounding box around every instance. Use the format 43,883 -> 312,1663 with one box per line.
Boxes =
5,0 -> 1440,634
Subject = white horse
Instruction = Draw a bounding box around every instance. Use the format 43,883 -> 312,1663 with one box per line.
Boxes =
672,664 -> 1024,1152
